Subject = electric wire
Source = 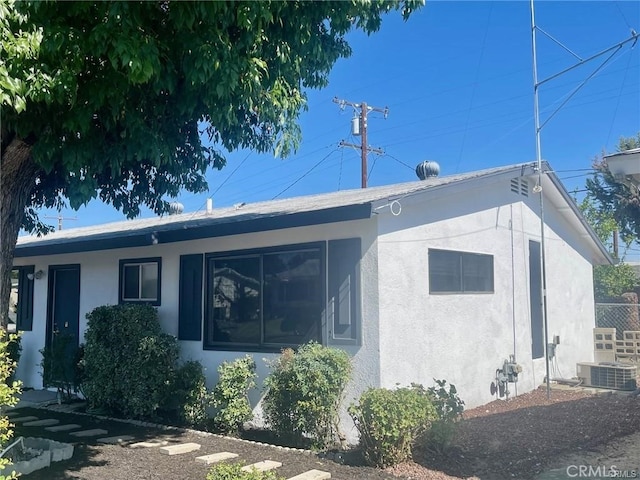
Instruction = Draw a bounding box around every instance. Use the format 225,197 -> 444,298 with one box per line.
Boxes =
605,48 -> 634,147
614,1 -> 635,31
338,148 -> 344,190
271,148 -> 339,199
456,2 -> 493,173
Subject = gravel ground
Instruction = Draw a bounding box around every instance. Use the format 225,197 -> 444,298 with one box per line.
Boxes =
7,386 -> 640,480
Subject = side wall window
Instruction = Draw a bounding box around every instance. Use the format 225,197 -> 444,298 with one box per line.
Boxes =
118,257 -> 162,306
429,249 -> 494,294
10,266 -> 35,332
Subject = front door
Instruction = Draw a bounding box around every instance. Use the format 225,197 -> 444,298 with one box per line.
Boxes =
45,265 -> 81,386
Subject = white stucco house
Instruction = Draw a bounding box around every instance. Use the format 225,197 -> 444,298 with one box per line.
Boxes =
11,161 -> 610,438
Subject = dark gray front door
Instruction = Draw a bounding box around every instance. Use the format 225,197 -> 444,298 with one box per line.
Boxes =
46,265 -> 81,383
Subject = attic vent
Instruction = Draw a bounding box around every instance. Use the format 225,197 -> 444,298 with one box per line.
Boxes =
510,178 -> 529,197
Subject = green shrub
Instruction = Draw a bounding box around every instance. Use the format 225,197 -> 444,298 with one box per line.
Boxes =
349,384 -> 437,468
211,355 -> 256,434
39,333 -> 81,401
423,379 -> 465,452
206,462 -> 284,480
5,335 -> 20,387
0,332 -> 22,480
168,360 -> 209,427
263,342 -> 351,449
82,304 -> 179,418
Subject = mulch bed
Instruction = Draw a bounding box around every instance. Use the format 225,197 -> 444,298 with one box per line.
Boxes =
10,406 -> 396,480
7,387 -> 640,480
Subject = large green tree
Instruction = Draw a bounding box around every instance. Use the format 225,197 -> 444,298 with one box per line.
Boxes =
586,133 -> 640,240
0,0 -> 422,327
582,133 -> 640,300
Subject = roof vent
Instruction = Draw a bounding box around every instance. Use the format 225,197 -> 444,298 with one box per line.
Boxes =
168,201 -> 184,215
416,161 -> 440,180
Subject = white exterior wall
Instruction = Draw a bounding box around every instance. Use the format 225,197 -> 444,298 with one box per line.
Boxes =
375,178 -> 596,409
13,219 -> 382,431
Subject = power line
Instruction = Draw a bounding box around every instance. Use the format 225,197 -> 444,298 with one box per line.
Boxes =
271,148 -> 339,199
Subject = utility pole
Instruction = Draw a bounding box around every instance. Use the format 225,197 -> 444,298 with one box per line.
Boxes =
333,97 -> 388,188
45,214 -> 77,231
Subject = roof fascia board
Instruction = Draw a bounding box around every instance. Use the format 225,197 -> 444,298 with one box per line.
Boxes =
14,203 -> 372,258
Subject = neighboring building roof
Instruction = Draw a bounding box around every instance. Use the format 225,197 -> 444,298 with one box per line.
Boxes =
15,162 -> 612,264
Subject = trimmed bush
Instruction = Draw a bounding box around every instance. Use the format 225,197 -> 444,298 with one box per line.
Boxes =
82,304 -> 179,418
207,462 -> 283,480
166,360 -> 209,427
39,333 -> 81,401
349,384 -> 437,467
0,332 -> 21,479
211,355 -> 256,434
263,342 -> 351,449
423,379 -> 465,452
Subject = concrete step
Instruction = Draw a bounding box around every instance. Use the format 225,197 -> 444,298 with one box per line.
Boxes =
45,424 -> 82,432
195,452 -> 239,465
241,460 -> 282,473
98,435 -> 135,444
159,442 -> 201,455
9,416 -> 39,423
23,419 -> 60,427
286,470 -> 331,480
129,439 -> 169,449
69,428 -> 109,438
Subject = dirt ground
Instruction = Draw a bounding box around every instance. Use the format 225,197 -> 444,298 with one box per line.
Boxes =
9,386 -> 640,480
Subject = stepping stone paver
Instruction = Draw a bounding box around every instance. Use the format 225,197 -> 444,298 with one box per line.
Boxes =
98,435 -> 135,444
195,452 -> 239,465
23,418 -> 60,427
286,470 -> 331,480
130,439 -> 169,449
10,416 -> 39,423
159,442 -> 201,455
70,428 -> 109,438
46,424 -> 82,432
241,461 -> 282,473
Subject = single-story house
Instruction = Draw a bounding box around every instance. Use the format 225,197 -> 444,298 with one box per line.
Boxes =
12,161 -> 611,439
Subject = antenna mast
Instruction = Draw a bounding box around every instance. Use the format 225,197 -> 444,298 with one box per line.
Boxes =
529,0 -> 638,399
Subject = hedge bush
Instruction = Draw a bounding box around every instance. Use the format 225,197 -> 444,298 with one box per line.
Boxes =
263,342 -> 351,449
167,360 -> 209,427
349,384 -> 437,467
422,379 -> 465,452
82,304 -> 179,418
211,355 -> 256,434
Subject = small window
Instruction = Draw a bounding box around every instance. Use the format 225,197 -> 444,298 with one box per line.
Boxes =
429,249 -> 494,294
119,258 -> 161,305
10,266 -> 35,332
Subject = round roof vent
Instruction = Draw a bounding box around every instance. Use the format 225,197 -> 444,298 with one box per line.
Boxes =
168,201 -> 184,215
416,161 -> 440,180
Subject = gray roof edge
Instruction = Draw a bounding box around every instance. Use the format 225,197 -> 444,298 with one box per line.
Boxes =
543,162 -> 614,265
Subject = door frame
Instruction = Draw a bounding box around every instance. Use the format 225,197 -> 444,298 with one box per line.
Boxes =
45,264 -> 81,351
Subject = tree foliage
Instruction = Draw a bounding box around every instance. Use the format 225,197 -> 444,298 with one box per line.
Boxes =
585,133 -> 640,241
581,133 -> 640,300
0,0 -> 422,327
2,0 -> 421,223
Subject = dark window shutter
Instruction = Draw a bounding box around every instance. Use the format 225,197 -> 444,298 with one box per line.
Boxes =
179,254 -> 203,341
17,266 -> 35,331
327,238 -> 361,345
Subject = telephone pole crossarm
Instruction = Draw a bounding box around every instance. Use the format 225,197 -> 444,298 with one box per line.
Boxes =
334,97 -> 388,188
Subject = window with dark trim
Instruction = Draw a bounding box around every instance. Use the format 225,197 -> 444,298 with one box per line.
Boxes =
429,249 -> 494,293
119,257 -> 162,306
10,266 -> 35,332
205,243 -> 324,351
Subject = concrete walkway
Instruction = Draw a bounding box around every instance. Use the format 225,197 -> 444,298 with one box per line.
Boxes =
12,389 -> 60,409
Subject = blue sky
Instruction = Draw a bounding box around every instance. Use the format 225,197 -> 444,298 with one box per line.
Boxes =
38,1 -> 639,233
